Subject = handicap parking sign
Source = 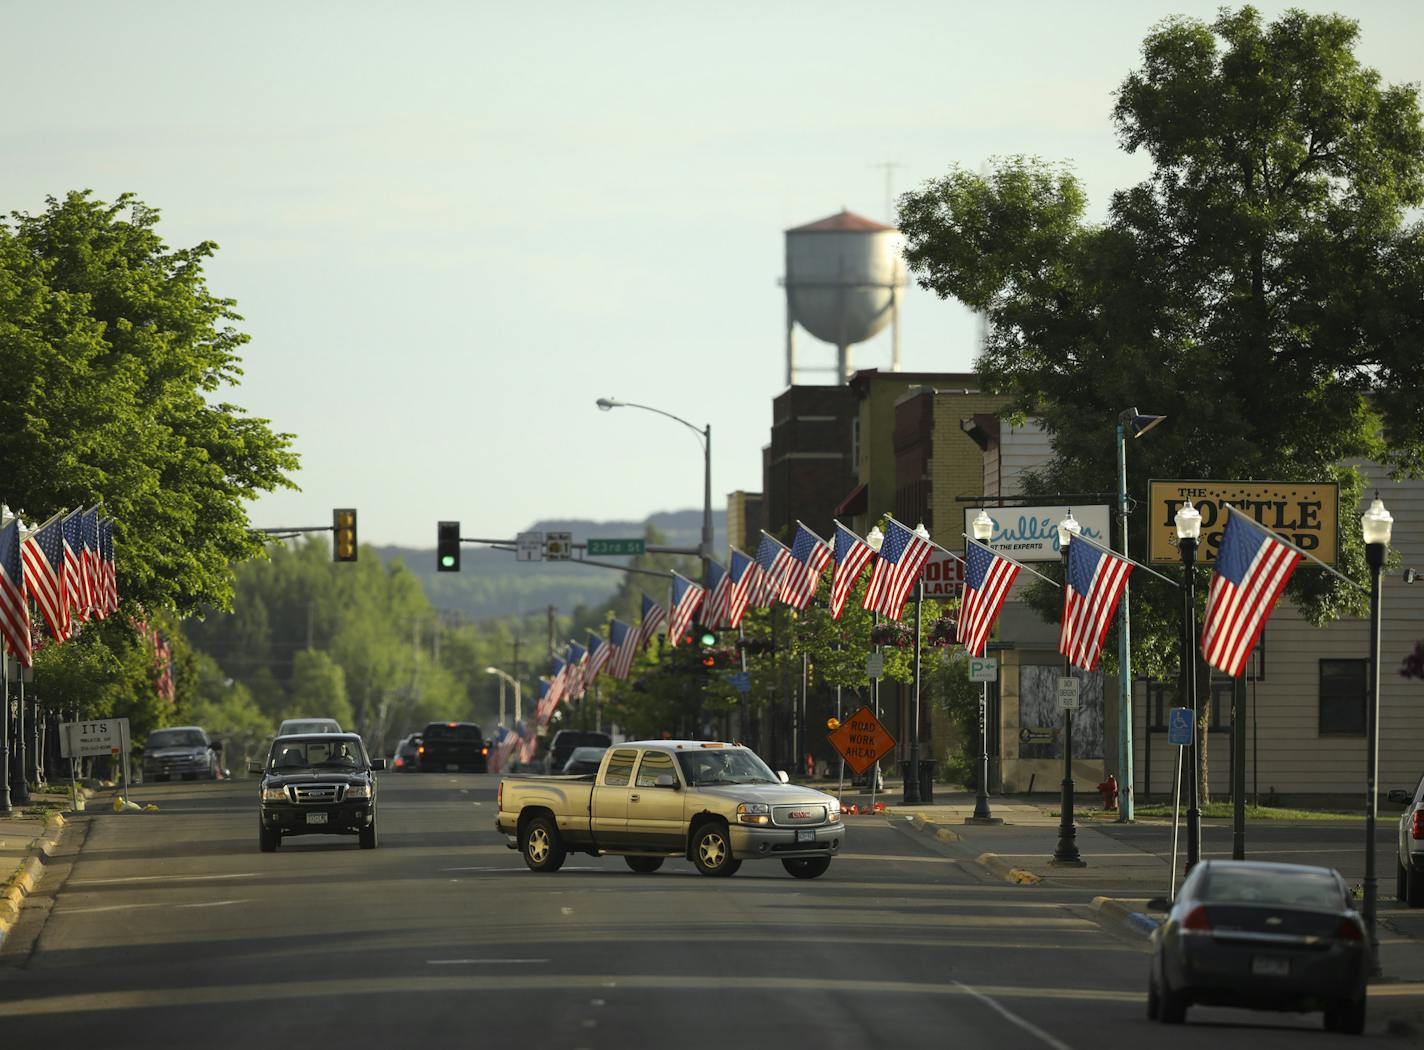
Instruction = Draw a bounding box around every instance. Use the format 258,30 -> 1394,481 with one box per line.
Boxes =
1168,707 -> 1194,747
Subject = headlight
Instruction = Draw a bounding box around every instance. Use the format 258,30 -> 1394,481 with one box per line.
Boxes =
260,786 -> 287,802
737,803 -> 771,826
346,784 -> 372,799
826,798 -> 841,820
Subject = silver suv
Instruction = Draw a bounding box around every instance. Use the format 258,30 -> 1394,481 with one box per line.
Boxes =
1388,777 -> 1424,905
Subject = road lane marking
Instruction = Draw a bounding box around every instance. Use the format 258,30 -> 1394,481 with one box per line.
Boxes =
57,899 -> 253,916
67,873 -> 260,887
427,959 -> 549,965
953,980 -> 1075,1050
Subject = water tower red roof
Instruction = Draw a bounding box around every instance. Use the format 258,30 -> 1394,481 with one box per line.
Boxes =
786,209 -> 896,234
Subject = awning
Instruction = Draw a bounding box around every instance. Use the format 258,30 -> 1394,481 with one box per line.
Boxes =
833,482 -> 868,518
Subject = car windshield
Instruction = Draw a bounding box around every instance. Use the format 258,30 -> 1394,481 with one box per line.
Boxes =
148,730 -> 206,749
270,739 -> 366,771
1201,867 -> 1344,910
676,748 -> 778,786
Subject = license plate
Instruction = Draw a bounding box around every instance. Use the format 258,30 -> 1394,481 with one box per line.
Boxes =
1252,956 -> 1289,977
447,764 -> 460,772
305,812 -> 328,825
795,829 -> 815,844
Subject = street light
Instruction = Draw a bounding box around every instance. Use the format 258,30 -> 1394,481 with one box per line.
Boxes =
485,666 -> 522,726
903,523 -> 931,806
1362,494 -> 1393,972
1175,499 -> 1203,873
971,509 -> 996,821
1052,512 -> 1085,866
1116,408 -> 1165,822
596,397 -> 713,586
867,526 -> 885,797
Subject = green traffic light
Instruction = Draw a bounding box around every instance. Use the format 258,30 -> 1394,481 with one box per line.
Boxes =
699,630 -> 716,646
441,555 -> 456,568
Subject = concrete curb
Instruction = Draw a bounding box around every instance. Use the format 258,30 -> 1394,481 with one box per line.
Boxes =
0,820 -> 66,947
907,813 -> 961,843
978,852 -> 1043,885
1092,896 -> 1160,938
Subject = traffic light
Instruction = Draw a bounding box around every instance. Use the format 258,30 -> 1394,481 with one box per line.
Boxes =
701,647 -> 717,670
332,508 -> 357,562
697,626 -> 717,647
437,521 -> 461,572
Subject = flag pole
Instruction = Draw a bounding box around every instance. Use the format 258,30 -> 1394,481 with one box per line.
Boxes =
1223,503 -> 1366,594
794,520 -> 832,548
964,535 -> 1062,589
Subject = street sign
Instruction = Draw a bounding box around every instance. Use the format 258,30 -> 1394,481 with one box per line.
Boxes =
1146,480 -> 1339,565
544,531 -> 572,560
865,653 -> 885,680
1168,707 -> 1194,747
826,706 -> 897,776
587,538 -> 645,557
60,718 -> 130,760
726,671 -> 751,694
921,551 -> 965,598
1057,676 -> 1080,711
969,656 -> 997,683
516,531 -> 545,562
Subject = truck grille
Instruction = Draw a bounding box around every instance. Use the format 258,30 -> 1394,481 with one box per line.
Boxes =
290,783 -> 346,805
772,805 -> 827,827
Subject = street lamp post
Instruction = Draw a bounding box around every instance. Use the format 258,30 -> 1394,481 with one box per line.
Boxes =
1175,500 -> 1203,873
867,526 -> 885,799
1362,495 -> 1393,972
1052,512 -> 1084,866
597,397 -> 712,586
902,523 -> 931,807
485,666 -> 522,726
971,509 -> 996,822
1115,409 -> 1165,822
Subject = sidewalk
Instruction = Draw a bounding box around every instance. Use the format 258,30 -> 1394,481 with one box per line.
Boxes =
874,786 -> 1424,1035
0,786 -> 96,948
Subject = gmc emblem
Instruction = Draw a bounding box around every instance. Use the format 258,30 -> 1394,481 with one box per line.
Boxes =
789,810 -> 810,819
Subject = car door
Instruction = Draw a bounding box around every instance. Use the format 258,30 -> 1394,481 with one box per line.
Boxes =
626,750 -> 683,848
590,748 -> 639,847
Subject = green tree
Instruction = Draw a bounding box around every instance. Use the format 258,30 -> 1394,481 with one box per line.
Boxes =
898,7 -> 1424,798
289,650 -> 355,730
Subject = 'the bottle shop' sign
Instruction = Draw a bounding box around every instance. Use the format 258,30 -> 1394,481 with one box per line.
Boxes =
1147,480 -> 1339,565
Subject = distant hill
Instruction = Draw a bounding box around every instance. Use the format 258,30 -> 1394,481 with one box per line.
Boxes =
374,509 -> 725,623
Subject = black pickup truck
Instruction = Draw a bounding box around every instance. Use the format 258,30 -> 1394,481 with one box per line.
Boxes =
418,722 -> 489,773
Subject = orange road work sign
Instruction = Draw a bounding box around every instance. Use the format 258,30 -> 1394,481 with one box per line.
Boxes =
827,706 -> 897,776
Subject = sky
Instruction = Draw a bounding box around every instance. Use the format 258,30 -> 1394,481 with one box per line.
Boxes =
5,1 -> 1422,547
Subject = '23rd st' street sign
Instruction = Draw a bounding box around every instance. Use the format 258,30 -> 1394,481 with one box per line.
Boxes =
1146,480 -> 1339,565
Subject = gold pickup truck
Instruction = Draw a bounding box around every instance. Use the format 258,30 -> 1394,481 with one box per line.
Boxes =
495,740 -> 845,879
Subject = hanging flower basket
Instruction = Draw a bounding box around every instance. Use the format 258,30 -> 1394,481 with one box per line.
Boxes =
870,622 -> 913,648
928,617 -> 958,647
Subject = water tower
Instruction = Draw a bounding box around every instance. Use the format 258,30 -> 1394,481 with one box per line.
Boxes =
782,209 -> 907,385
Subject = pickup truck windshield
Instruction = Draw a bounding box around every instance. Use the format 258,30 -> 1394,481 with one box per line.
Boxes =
270,739 -> 366,771
676,749 -> 778,786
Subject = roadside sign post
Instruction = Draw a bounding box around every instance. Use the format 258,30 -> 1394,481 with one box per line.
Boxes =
545,531 -> 572,560
60,718 -> 132,807
586,538 -> 645,557
968,658 -> 999,823
1167,707 -> 1194,901
827,707 -> 897,812
1056,677 -> 1080,711
865,653 -> 884,680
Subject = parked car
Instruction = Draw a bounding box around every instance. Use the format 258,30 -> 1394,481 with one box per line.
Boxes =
561,745 -> 609,775
142,726 -> 223,782
251,733 -> 386,851
392,734 -> 422,772
544,730 -> 612,774
1389,779 -> 1424,906
418,722 -> 488,773
1146,860 -> 1369,1033
497,740 -> 843,878
277,717 -> 343,735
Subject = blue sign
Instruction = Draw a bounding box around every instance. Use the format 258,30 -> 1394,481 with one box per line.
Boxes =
1168,707 -> 1194,747
727,671 -> 751,694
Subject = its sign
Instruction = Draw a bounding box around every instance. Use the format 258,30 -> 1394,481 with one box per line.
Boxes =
60,718 -> 130,760
826,705 -> 897,775
964,506 -> 1110,562
1147,480 -> 1338,565
921,551 -> 965,597
587,538 -> 645,557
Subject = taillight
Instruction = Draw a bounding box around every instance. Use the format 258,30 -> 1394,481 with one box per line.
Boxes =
418,746 -> 425,754
482,746 -> 489,756
1412,810 -> 1424,840
497,781 -> 503,808
1335,918 -> 1364,942
1182,905 -> 1212,931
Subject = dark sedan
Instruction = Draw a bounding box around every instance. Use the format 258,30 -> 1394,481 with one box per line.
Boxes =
251,734 -> 386,852
1147,860 -> 1369,1033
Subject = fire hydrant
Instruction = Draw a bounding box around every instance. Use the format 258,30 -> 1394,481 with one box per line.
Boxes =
1097,774 -> 1119,811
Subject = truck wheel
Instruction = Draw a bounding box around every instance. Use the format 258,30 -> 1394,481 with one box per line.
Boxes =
1408,863 -> 1424,908
781,857 -> 830,879
625,856 -> 664,874
259,825 -> 279,853
521,816 -> 566,872
359,821 -> 378,850
691,823 -> 739,877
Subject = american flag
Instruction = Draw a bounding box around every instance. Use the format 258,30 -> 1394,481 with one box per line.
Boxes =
21,515 -> 68,642
726,549 -> 757,627
1059,539 -> 1133,671
753,534 -> 794,608
781,522 -> 832,609
585,632 -> 610,681
862,520 -> 934,620
566,642 -> 588,699
958,542 -> 1020,657
99,517 -> 118,614
608,619 -> 636,680
701,559 -> 729,628
546,656 -> 569,707
829,521 -> 874,620
635,593 -> 665,650
667,573 -> 705,645
535,679 -> 555,724
0,520 -> 32,666
62,510 -> 89,623
82,508 -> 102,619
1200,510 -> 1302,678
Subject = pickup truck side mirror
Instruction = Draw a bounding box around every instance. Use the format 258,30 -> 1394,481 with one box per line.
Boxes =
370,758 -> 387,771
247,761 -> 265,775
1387,789 -> 1412,805
654,773 -> 678,789
777,770 -> 789,784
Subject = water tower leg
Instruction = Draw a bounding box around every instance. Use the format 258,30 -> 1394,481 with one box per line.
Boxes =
786,300 -> 796,387
838,344 -> 852,385
891,286 -> 902,372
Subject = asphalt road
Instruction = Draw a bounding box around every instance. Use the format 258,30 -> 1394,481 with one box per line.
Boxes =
0,775 -> 1402,1048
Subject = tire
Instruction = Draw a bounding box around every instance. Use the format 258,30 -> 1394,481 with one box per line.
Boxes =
259,825 -> 279,853
690,822 -> 739,877
359,820 -> 378,850
521,816 -> 567,873
782,857 -> 831,879
1399,858 -> 1409,903
1158,978 -> 1187,1024
625,856 -> 664,874
1146,973 -> 1160,1021
1325,995 -> 1366,1035
1407,864 -> 1424,908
